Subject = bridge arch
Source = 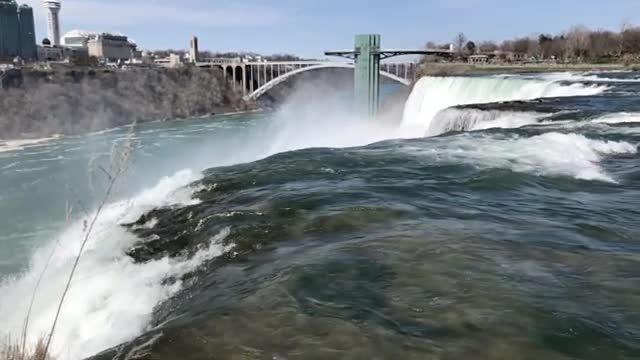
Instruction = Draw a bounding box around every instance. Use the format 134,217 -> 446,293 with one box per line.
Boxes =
235,65 -> 244,88
225,66 -> 234,80
246,63 -> 411,100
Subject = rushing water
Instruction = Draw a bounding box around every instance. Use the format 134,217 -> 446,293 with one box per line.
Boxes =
0,72 -> 639,360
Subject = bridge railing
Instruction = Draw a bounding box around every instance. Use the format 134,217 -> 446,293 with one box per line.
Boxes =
196,59 -> 418,99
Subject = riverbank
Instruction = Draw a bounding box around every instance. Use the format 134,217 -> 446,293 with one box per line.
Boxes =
417,62 -> 634,76
0,135 -> 62,153
0,67 -> 255,140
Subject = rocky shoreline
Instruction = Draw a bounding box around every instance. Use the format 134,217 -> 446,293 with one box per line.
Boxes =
0,67 -> 256,140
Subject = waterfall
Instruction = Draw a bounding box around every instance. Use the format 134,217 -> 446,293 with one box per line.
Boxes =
402,75 -> 608,136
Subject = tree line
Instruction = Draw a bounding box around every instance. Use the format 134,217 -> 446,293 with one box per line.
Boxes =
427,22 -> 640,63
148,50 -> 304,62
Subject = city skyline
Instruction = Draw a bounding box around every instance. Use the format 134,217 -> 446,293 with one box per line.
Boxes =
19,0 -> 640,57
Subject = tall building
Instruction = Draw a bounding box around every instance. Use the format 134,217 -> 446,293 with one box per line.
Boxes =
18,5 -> 36,60
43,0 -> 61,46
190,36 -> 199,63
0,0 -> 21,59
0,0 -> 37,61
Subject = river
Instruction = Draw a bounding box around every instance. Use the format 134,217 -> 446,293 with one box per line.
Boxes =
0,72 -> 639,359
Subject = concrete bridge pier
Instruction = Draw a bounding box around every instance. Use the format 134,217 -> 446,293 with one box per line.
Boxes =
354,34 -> 381,118
326,34 -> 445,118
221,64 -> 246,92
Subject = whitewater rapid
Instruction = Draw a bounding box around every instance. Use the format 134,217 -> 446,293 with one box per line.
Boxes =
0,73 -> 637,359
0,170 -> 230,358
400,132 -> 637,183
402,75 -> 608,135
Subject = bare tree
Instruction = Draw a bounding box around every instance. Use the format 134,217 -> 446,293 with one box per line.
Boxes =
539,34 -> 553,59
527,37 -> 541,59
622,27 -> 640,55
499,40 -> 515,53
198,50 -> 214,60
550,36 -> 568,61
621,17 -> 634,32
589,30 -> 622,59
425,22 -> 640,65
267,54 -> 302,61
513,37 -> 530,55
455,33 -> 467,57
479,41 -> 498,53
566,25 -> 592,60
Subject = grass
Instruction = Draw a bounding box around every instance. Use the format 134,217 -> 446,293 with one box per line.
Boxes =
1,337 -> 50,360
1,122 -> 138,360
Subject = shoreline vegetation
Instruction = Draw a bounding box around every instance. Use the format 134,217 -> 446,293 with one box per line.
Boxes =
427,24 -> 640,64
416,62 -> 636,76
419,23 -> 640,75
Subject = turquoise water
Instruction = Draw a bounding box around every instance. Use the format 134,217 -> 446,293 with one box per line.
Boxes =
0,113 -> 271,275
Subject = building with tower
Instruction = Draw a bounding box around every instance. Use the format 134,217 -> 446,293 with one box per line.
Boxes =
43,0 -> 61,46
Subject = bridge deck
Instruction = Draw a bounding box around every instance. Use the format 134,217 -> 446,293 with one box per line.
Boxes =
195,58 -> 418,100
325,48 -> 454,59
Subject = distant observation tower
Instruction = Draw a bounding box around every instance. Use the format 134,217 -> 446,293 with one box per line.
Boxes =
43,0 -> 61,46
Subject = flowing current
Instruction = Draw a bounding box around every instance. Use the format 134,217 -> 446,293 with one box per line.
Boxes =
0,73 -> 638,360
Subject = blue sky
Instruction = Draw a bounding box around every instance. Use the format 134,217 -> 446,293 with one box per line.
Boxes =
22,0 -> 640,58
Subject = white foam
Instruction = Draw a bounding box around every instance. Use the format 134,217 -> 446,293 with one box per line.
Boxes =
405,132 -> 637,183
0,169 -> 232,360
428,109 -> 545,136
0,135 -> 62,154
402,76 -> 607,134
535,72 -> 640,83
592,112 -> 640,124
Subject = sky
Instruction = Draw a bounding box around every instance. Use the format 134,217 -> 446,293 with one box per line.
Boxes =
20,0 -> 640,58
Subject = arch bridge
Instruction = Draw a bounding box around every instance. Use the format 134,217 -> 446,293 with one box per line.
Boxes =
197,34 -> 453,117
196,60 -> 419,101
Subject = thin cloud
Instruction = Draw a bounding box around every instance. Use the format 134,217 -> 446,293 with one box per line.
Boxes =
23,0 -> 284,30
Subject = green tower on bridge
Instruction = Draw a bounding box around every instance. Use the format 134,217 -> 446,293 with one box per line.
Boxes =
354,34 -> 381,117
327,34 -> 446,118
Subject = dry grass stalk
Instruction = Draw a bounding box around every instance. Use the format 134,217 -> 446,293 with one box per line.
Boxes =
1,336 -> 50,360
3,120 -> 138,359
41,122 -> 138,358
